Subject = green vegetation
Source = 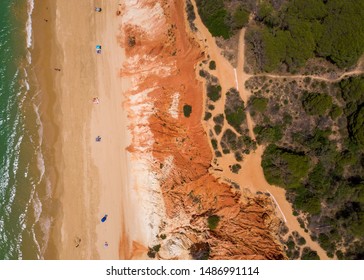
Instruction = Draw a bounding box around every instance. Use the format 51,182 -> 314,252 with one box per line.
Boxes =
160,234 -> 167,240
204,112 -> 212,121
183,104 -> 192,117
301,247 -> 320,260
207,84 -> 222,102
195,0 -> 251,39
209,60 -> 216,70
250,97 -> 269,112
214,125 -> 222,135
233,6 -> 250,29
247,0 -> 364,71
220,128 -> 256,158
348,107 -> 364,147
211,139 -> 218,150
330,105 -> 343,120
251,75 -> 364,259
185,0 -> 197,32
224,88 -> 246,134
262,145 -> 311,189
230,164 -> 241,174
254,125 -> 283,144
302,92 -> 332,116
147,244 -> 161,258
195,0 -> 231,39
207,215 -> 220,230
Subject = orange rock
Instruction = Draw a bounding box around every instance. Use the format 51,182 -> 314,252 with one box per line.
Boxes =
122,0 -> 285,260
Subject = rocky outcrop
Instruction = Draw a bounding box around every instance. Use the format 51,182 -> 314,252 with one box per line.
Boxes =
120,0 -> 285,259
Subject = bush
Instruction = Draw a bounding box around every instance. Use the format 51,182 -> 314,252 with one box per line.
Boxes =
209,60 -> 216,70
254,125 -> 283,144
302,92 -> 333,116
195,0 -> 231,39
225,88 -> 246,134
250,97 -> 269,112
233,6 -> 249,29
330,105 -> 343,120
207,215 -> 220,230
348,106 -> 364,147
297,237 -> 306,246
214,125 -> 222,135
230,164 -> 241,174
262,145 -> 311,189
183,104 -> 192,117
301,247 -> 320,260
211,139 -> 218,150
207,84 -> 222,102
204,112 -> 212,121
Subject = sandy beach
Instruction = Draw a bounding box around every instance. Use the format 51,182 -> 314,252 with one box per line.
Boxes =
31,0 -> 138,259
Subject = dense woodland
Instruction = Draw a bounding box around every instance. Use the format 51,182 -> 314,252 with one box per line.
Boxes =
196,0 -> 364,72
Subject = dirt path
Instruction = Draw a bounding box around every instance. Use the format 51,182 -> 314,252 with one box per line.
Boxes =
253,69 -> 364,83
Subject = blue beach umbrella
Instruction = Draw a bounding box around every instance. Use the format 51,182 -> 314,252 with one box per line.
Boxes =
101,214 -> 108,223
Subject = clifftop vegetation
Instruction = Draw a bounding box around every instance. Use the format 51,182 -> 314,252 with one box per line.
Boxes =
247,75 -> 364,259
247,0 -> 364,72
195,0 -> 364,72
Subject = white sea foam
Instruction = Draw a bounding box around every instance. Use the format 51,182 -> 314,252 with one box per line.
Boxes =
26,0 -> 34,49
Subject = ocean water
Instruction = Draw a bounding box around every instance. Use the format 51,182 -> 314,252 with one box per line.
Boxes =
0,0 -> 51,259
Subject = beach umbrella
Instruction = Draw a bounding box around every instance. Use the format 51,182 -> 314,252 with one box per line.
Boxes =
101,214 -> 108,223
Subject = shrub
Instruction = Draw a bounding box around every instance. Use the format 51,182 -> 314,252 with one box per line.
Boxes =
204,112 -> 212,121
348,106 -> 364,147
233,6 -> 249,29
250,97 -> 269,112
302,92 -> 333,116
211,139 -> 218,150
301,247 -> 320,260
262,145 -> 311,189
195,0 -> 231,39
329,105 -> 343,120
207,215 -> 220,230
214,125 -> 222,135
207,84 -> 222,102
230,164 -> 241,174
209,60 -> 216,70
183,104 -> 192,117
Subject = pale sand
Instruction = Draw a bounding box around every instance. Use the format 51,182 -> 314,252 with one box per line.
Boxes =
48,0 -> 140,259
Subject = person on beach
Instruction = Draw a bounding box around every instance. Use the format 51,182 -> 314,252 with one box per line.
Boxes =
96,136 -> 102,142
101,214 -> 108,222
104,241 -> 109,248
93,97 -> 100,104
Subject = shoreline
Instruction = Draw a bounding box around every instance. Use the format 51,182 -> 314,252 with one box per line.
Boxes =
32,0 -> 61,259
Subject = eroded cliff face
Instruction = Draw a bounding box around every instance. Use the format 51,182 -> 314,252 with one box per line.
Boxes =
120,0 -> 285,259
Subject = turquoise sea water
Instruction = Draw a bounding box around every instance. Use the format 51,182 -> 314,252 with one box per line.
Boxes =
0,0 -> 51,259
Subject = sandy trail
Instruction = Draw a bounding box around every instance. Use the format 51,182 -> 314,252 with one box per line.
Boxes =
253,69 -> 364,83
